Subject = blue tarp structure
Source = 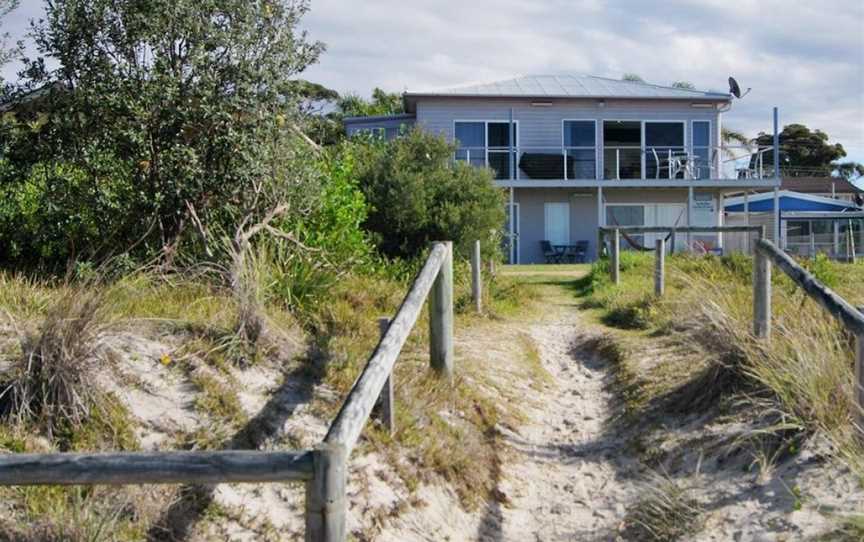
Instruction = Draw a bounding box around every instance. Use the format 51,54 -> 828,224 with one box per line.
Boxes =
725,191 -> 859,213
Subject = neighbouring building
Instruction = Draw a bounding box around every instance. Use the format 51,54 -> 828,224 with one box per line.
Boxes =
345,74 -> 783,263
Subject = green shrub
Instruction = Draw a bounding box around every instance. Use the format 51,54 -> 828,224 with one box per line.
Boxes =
349,129 -> 505,261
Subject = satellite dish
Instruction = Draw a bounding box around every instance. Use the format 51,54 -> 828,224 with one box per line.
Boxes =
728,76 -> 751,99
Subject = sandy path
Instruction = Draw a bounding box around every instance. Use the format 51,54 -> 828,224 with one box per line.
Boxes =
479,289 -> 637,541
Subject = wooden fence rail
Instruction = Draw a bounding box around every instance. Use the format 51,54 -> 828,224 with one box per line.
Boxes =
604,231 -> 864,433
753,239 -> 864,428
599,226 -> 765,288
0,241 -> 457,542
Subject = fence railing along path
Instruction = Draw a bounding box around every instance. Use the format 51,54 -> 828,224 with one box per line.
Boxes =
0,241 -> 458,542
601,226 -> 864,429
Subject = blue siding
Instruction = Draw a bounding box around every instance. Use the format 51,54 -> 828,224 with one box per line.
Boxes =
726,196 -> 857,212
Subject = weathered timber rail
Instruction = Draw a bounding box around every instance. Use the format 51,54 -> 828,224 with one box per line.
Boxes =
0,241 -> 456,542
753,238 -> 864,427
598,225 -> 765,286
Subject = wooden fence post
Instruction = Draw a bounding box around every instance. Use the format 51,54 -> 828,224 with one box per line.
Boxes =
471,240 -> 482,314
611,229 -> 620,285
753,249 -> 772,339
429,241 -> 454,379
305,443 -> 347,542
597,229 -> 604,261
655,238 -> 665,296
374,317 -> 395,436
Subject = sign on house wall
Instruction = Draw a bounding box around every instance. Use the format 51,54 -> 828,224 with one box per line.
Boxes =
692,193 -> 716,227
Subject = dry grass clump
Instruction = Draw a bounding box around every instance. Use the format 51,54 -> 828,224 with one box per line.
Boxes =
1,287 -> 107,440
621,471 -> 704,541
582,252 -> 864,476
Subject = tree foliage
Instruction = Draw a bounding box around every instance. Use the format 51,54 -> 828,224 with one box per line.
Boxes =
754,124 -> 848,177
349,129 -> 505,260
671,81 -> 695,89
622,73 -> 645,83
1,0 -> 325,267
337,88 -> 403,118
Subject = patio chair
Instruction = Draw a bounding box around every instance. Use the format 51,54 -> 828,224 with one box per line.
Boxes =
540,240 -> 563,263
566,240 -> 589,263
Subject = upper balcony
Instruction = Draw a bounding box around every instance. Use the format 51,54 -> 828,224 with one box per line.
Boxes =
451,118 -> 779,188
455,144 -> 777,188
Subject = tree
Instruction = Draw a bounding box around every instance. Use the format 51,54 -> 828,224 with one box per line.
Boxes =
350,129 -> 505,260
622,73 -> 644,83
2,0 -> 325,266
337,88 -> 404,118
754,124 -> 848,177
835,162 -> 864,181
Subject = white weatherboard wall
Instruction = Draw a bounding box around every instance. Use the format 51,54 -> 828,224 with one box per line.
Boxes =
416,97 -> 720,167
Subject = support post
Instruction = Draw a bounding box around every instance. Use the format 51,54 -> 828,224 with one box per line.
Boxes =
597,229 -> 604,260
753,249 -> 772,340
744,191 -> 751,254
508,188 -> 515,264
471,240 -> 482,313
374,317 -> 395,436
611,229 -> 620,285
655,238 -> 665,296
429,241 -> 454,379
305,443 -> 347,542
810,230 -> 816,259
856,335 -> 864,432
687,186 -> 694,252
597,186 -> 604,260
773,107 -> 781,244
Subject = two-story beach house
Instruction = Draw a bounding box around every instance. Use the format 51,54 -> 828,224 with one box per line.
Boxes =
345,74 -> 780,263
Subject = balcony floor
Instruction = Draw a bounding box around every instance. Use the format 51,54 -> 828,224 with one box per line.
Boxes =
495,178 -> 781,189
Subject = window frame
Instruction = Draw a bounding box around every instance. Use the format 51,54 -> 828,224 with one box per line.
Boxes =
561,119 -> 598,180
453,119 -> 520,179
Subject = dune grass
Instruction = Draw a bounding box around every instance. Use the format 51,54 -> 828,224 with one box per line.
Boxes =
578,250 -> 864,478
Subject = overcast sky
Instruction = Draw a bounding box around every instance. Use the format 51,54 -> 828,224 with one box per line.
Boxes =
4,0 -> 864,164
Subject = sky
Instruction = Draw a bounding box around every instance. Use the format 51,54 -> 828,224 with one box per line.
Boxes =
4,0 -> 864,165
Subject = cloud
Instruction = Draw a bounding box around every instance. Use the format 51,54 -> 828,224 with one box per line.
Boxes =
3,0 -> 862,162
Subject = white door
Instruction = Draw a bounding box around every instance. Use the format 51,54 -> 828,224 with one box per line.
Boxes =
544,202 -> 570,246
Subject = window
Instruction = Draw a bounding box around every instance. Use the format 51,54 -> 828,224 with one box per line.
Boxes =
454,121 -> 517,179
603,121 -> 642,179
692,121 -> 711,179
353,127 -> 385,139
606,205 -> 645,249
563,121 -> 596,179
645,122 -> 685,179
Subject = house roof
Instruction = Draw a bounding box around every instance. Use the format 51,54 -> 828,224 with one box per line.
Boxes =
724,190 -> 861,213
772,176 -> 863,194
403,74 -> 730,109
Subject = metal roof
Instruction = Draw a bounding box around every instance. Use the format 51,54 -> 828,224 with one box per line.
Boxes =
404,74 -> 730,101
725,190 -> 860,213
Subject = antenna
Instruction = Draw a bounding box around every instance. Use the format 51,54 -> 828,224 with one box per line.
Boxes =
728,76 -> 751,99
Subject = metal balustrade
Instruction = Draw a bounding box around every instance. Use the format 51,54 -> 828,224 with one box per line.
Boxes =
454,144 -> 775,181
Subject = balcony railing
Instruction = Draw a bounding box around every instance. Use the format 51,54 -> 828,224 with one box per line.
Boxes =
454,145 -> 775,181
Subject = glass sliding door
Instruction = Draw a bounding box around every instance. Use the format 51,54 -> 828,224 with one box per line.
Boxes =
692,121 -> 711,179
455,122 -> 486,167
487,122 -> 517,180
603,121 -> 641,179
645,122 -> 685,179
563,120 -> 596,179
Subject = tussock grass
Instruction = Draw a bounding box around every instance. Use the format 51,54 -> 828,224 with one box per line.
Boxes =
621,471 -> 704,541
1,287 -> 107,440
581,251 -> 864,477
